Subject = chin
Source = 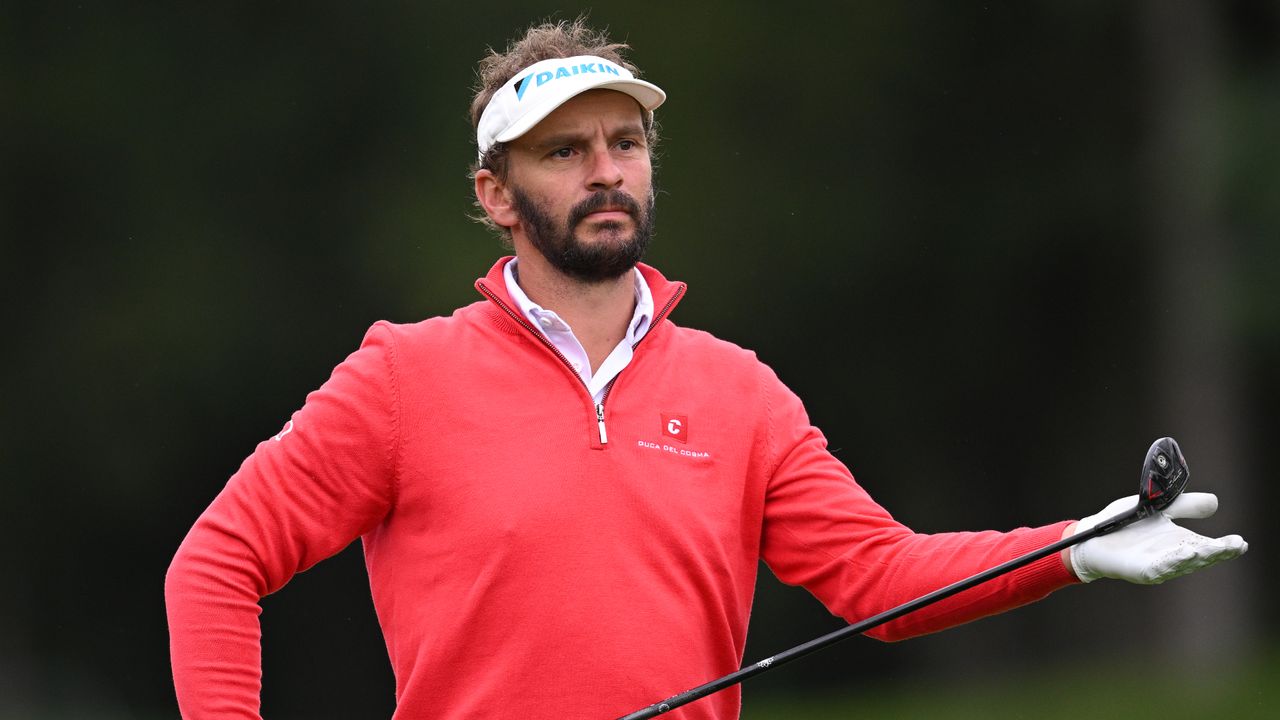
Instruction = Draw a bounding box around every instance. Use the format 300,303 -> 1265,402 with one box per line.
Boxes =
581,218 -> 635,238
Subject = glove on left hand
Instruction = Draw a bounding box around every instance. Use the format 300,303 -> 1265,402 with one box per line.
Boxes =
1069,492 -> 1248,584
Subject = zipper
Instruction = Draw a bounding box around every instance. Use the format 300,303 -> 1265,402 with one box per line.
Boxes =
477,282 -> 603,444
595,403 -> 608,444
477,278 -> 687,448
594,281 -> 686,413
477,281 -> 583,379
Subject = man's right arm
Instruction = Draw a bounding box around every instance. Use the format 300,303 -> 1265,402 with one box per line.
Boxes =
165,323 -> 401,719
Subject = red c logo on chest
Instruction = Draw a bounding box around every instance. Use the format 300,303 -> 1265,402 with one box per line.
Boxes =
661,412 -> 688,443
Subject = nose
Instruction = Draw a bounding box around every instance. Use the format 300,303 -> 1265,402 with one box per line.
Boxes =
585,147 -> 624,190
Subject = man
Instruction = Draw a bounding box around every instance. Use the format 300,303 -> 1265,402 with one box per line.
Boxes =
166,19 -> 1248,720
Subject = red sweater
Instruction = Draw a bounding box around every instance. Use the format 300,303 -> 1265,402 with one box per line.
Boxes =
166,258 -> 1076,719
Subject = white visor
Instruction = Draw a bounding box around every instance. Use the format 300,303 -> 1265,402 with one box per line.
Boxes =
476,54 -> 666,158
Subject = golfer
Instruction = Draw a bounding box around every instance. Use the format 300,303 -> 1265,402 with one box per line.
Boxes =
166,19 -> 1248,720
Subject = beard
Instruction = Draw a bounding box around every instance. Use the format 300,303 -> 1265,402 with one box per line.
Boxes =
511,186 -> 655,284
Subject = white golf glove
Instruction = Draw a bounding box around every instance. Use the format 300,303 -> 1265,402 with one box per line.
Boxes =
1069,492 -> 1248,584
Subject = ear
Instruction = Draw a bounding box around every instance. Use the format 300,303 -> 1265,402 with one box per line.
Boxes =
474,169 -> 519,229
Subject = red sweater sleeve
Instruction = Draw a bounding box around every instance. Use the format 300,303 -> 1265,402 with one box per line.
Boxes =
758,372 -> 1076,641
165,324 -> 400,718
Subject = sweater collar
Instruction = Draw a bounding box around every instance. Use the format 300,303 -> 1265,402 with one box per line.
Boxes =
475,256 -> 687,329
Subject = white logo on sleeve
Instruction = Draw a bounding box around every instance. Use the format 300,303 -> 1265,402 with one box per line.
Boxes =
272,420 -> 294,442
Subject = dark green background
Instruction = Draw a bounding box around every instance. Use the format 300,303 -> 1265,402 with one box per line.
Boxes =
3,1 -> 1277,717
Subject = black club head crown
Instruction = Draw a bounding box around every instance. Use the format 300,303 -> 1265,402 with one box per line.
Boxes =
1139,437 -> 1189,512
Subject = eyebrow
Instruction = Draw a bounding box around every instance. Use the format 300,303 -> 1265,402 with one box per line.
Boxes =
529,122 -> 647,151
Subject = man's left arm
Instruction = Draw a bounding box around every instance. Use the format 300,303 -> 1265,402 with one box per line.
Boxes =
755,375 -> 1246,641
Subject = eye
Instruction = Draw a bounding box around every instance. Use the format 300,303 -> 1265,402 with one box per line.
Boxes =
550,147 -> 574,159
617,139 -> 638,151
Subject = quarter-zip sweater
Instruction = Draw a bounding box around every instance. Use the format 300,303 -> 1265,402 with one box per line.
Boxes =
166,258 -> 1077,720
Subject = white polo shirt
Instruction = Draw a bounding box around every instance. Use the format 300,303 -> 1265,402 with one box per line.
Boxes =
503,259 -> 654,403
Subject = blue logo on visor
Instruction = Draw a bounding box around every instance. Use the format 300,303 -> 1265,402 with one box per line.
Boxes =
513,61 -> 622,101
514,74 -> 534,100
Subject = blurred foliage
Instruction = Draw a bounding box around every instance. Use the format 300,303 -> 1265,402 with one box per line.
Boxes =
2,1 -> 1277,717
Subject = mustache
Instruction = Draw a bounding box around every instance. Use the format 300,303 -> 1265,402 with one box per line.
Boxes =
567,190 -> 643,228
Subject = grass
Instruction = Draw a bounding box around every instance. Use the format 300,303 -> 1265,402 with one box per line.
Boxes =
740,649 -> 1279,720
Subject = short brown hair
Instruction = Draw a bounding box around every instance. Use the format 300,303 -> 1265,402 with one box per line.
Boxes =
469,17 -> 660,234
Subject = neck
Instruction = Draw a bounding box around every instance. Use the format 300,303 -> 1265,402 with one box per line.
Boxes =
511,248 -> 637,372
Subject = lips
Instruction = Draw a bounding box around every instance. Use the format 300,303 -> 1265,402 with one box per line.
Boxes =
584,207 -> 632,222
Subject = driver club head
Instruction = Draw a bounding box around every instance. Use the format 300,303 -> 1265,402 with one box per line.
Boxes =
1139,437 -> 1189,514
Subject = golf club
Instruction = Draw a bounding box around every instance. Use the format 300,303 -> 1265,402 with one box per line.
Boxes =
615,437 -> 1189,720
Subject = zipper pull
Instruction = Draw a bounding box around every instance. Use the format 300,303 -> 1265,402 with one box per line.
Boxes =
596,403 -> 608,445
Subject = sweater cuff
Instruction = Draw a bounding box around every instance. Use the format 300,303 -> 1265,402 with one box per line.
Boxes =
1012,520 -> 1083,589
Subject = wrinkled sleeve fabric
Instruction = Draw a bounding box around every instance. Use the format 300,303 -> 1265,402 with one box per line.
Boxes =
165,323 -> 400,718
757,368 -> 1076,641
